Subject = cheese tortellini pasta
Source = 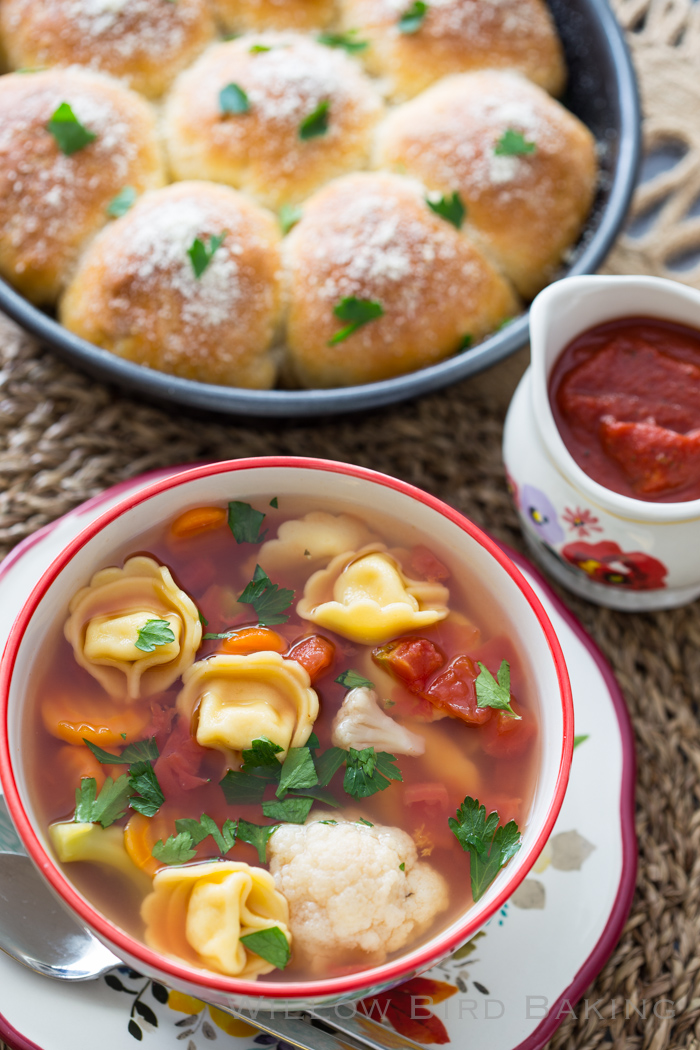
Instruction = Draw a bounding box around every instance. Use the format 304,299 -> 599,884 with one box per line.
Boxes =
257,511 -> 375,576
64,556 -> 202,700
142,861 -> 291,978
297,544 -> 450,645
177,651 -> 319,759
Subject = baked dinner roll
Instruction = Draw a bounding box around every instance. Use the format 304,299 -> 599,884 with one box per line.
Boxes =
0,68 -> 164,307
284,172 -> 518,388
377,71 -> 597,299
338,0 -> 566,100
0,0 -> 215,99
164,34 -> 384,210
211,0 -> 336,33
60,182 -> 283,390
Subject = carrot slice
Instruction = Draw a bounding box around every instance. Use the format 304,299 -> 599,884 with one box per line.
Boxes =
42,692 -> 152,747
220,627 -> 287,655
55,744 -> 107,791
286,635 -> 336,682
124,811 -> 174,877
170,506 -> 227,539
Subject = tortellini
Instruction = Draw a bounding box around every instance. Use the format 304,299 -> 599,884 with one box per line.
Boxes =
141,861 -> 291,978
257,511 -> 375,576
297,544 -> 450,645
177,651 -> 318,759
64,556 -> 202,700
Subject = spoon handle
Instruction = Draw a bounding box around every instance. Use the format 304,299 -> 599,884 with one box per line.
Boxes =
223,1008 -> 393,1050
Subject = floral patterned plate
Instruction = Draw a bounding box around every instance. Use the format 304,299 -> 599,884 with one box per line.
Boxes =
0,468 -> 636,1050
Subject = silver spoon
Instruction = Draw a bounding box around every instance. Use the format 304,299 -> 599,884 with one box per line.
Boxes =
0,805 -> 385,1050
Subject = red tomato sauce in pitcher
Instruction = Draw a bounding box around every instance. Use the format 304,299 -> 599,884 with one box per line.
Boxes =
550,316 -> 700,502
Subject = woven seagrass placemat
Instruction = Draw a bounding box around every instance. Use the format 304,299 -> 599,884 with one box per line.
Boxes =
2,1 -> 700,1046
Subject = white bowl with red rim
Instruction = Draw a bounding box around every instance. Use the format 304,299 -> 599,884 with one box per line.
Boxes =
504,275 -> 700,611
0,457 -> 573,1011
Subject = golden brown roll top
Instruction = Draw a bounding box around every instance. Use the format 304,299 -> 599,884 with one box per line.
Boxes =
211,0 -> 337,33
284,171 -> 518,388
0,68 -> 165,306
338,0 -> 566,100
60,181 -> 284,390
164,34 -> 384,211
376,71 -> 598,299
0,0 -> 216,99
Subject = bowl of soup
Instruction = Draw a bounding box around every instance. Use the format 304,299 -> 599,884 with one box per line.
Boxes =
504,274 -> 700,611
0,458 -> 572,1010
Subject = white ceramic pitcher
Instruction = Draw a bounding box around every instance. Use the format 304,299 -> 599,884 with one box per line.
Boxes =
503,275 -> 700,611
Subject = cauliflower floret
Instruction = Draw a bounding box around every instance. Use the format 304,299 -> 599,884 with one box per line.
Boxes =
268,819 -> 448,969
331,687 -> 425,757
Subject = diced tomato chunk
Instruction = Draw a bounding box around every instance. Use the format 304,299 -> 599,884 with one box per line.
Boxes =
423,655 -> 492,726
479,701 -> 535,757
404,782 -> 450,809
408,545 -> 451,582
373,637 -> 446,694
154,716 -> 210,795
286,635 -> 336,682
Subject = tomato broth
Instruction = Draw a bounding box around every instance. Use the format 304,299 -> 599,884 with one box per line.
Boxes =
25,494 -> 540,982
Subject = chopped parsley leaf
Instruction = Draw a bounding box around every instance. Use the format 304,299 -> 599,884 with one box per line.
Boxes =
314,746 -> 347,787
241,737 -> 284,777
152,833 -> 198,865
240,926 -> 290,969
74,775 -> 132,829
220,82 -> 251,115
291,785 -> 341,807
107,186 -> 137,218
46,102 -> 97,156
475,660 -> 519,718
83,736 -> 159,765
238,565 -> 294,626
399,862 -> 406,871
335,669 -> 374,690
236,819 -> 280,864
299,99 -> 330,140
356,818 -> 374,827
494,128 -> 536,156
573,734 -> 590,749
269,497 -> 279,508
219,769 -> 267,805
198,610 -> 209,627
135,619 -> 175,653
343,747 -> 402,798
187,232 -> 226,279
262,796 -> 314,824
250,43 -> 271,52
449,796 -> 522,901
227,500 -> 267,544
175,814 -> 237,854
279,203 -> 303,234
459,334 -> 473,351
398,0 -> 428,33
276,747 -> 319,798
328,297 -> 384,346
426,191 -> 465,229
318,30 -> 369,52
128,761 -> 165,817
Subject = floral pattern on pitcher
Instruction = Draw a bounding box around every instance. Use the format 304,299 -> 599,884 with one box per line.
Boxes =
560,540 -> 668,591
562,507 -> 603,538
520,485 -> 564,546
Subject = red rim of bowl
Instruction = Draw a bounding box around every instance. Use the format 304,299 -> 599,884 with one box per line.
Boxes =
0,456 -> 574,1001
